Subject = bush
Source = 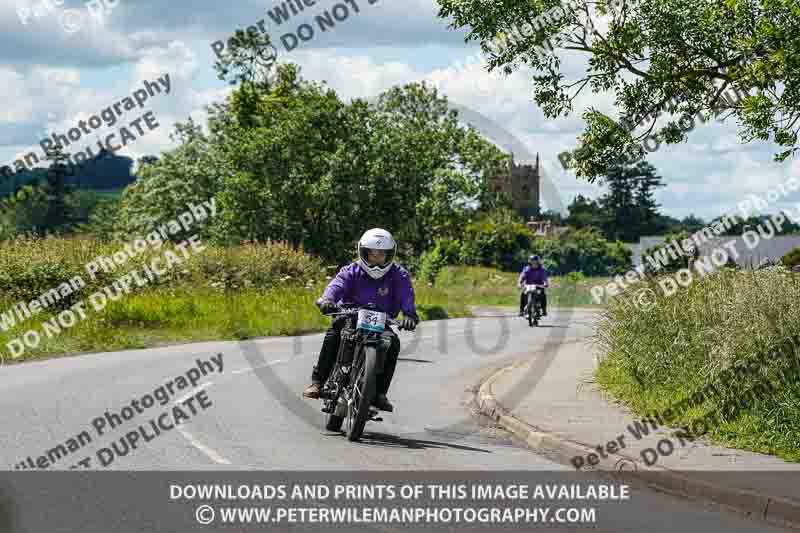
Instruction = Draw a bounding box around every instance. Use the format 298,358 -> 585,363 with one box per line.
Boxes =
418,238 -> 462,284
75,196 -> 121,242
530,227 -> 631,276
189,240 -> 328,291
0,237 -> 328,313
641,230 -> 695,275
0,185 -> 49,238
564,271 -> 587,284
459,209 -> 533,271
782,247 -> 800,269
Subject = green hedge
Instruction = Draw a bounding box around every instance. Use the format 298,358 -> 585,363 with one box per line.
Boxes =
530,227 -> 631,276
459,216 -> 532,271
0,236 -> 328,311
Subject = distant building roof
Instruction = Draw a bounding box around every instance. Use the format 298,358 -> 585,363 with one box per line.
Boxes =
696,235 -> 800,269
629,234 -> 800,271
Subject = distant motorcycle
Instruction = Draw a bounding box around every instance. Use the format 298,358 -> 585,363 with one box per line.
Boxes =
319,304 -> 407,442
523,284 -> 546,327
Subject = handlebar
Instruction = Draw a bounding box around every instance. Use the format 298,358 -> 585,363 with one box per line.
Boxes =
325,306 -> 402,327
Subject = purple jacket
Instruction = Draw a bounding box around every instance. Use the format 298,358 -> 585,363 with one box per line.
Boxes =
518,265 -> 549,287
322,263 -> 418,320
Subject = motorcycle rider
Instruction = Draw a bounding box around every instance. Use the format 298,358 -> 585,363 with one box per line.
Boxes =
518,254 -> 549,317
302,228 -> 419,412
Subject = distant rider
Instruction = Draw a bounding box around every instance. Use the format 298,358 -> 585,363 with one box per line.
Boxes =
302,228 -> 419,412
518,255 -> 549,317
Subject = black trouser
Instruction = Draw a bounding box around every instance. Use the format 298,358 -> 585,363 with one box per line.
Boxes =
519,290 -> 547,314
311,316 -> 401,396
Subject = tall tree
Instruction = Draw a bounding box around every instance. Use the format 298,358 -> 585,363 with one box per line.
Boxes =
437,0 -> 800,181
566,194 -> 604,229
575,161 -> 664,242
632,163 -> 664,235
119,54 -> 507,264
44,146 -> 73,231
680,214 -> 707,234
599,164 -> 639,241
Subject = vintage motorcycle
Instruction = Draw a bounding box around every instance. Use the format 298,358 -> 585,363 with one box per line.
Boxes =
319,304 -> 407,442
523,284 -> 546,327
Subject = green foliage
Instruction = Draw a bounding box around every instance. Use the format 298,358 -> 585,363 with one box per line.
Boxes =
600,162 -> 665,241
783,247 -> 800,269
119,61 -> 506,266
530,227 -> 631,276
418,238 -> 462,284
77,197 -> 122,241
64,189 -> 101,224
565,194 -> 605,230
189,240 -> 328,291
459,207 -> 533,271
679,214 -> 708,234
0,144 -> 132,240
565,161 -> 665,241
641,230 -> 695,275
0,185 -> 49,238
564,271 -> 587,284
455,208 -> 630,276
116,116 -> 223,244
0,236 -> 325,313
437,0 -> 800,180
714,214 -> 800,236
595,267 -> 800,461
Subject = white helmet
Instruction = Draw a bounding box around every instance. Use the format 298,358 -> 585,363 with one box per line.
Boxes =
356,228 -> 397,280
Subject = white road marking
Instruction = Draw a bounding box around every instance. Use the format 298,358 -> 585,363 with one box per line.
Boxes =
177,427 -> 232,465
171,380 -> 232,465
173,357 -> 295,466
230,358 -> 288,375
174,381 -> 213,404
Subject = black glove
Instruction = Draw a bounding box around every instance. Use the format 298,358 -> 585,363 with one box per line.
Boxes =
400,315 -> 418,331
316,298 -> 337,314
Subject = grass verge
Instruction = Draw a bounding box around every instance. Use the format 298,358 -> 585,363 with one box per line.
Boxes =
594,266 -> 800,462
0,266 -> 605,364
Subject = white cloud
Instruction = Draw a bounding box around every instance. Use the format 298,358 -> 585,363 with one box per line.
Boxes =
0,68 -> 35,122
285,50 -> 417,101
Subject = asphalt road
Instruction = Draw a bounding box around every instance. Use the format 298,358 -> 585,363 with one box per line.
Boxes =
0,309 -> 792,532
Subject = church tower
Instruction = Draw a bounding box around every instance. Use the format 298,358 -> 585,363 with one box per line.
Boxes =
490,153 -> 541,219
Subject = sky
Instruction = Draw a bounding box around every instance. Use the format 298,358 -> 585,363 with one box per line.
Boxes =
2,0 -> 799,222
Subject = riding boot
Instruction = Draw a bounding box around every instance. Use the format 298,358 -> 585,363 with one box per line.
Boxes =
374,329 -> 400,411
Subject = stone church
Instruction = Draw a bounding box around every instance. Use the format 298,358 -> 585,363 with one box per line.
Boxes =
489,154 -> 541,219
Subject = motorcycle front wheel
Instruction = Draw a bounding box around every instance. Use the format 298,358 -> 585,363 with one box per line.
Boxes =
527,295 -> 534,327
347,345 -> 378,442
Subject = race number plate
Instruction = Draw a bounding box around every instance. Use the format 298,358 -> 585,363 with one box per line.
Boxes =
356,309 -> 386,332
525,284 -> 538,293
